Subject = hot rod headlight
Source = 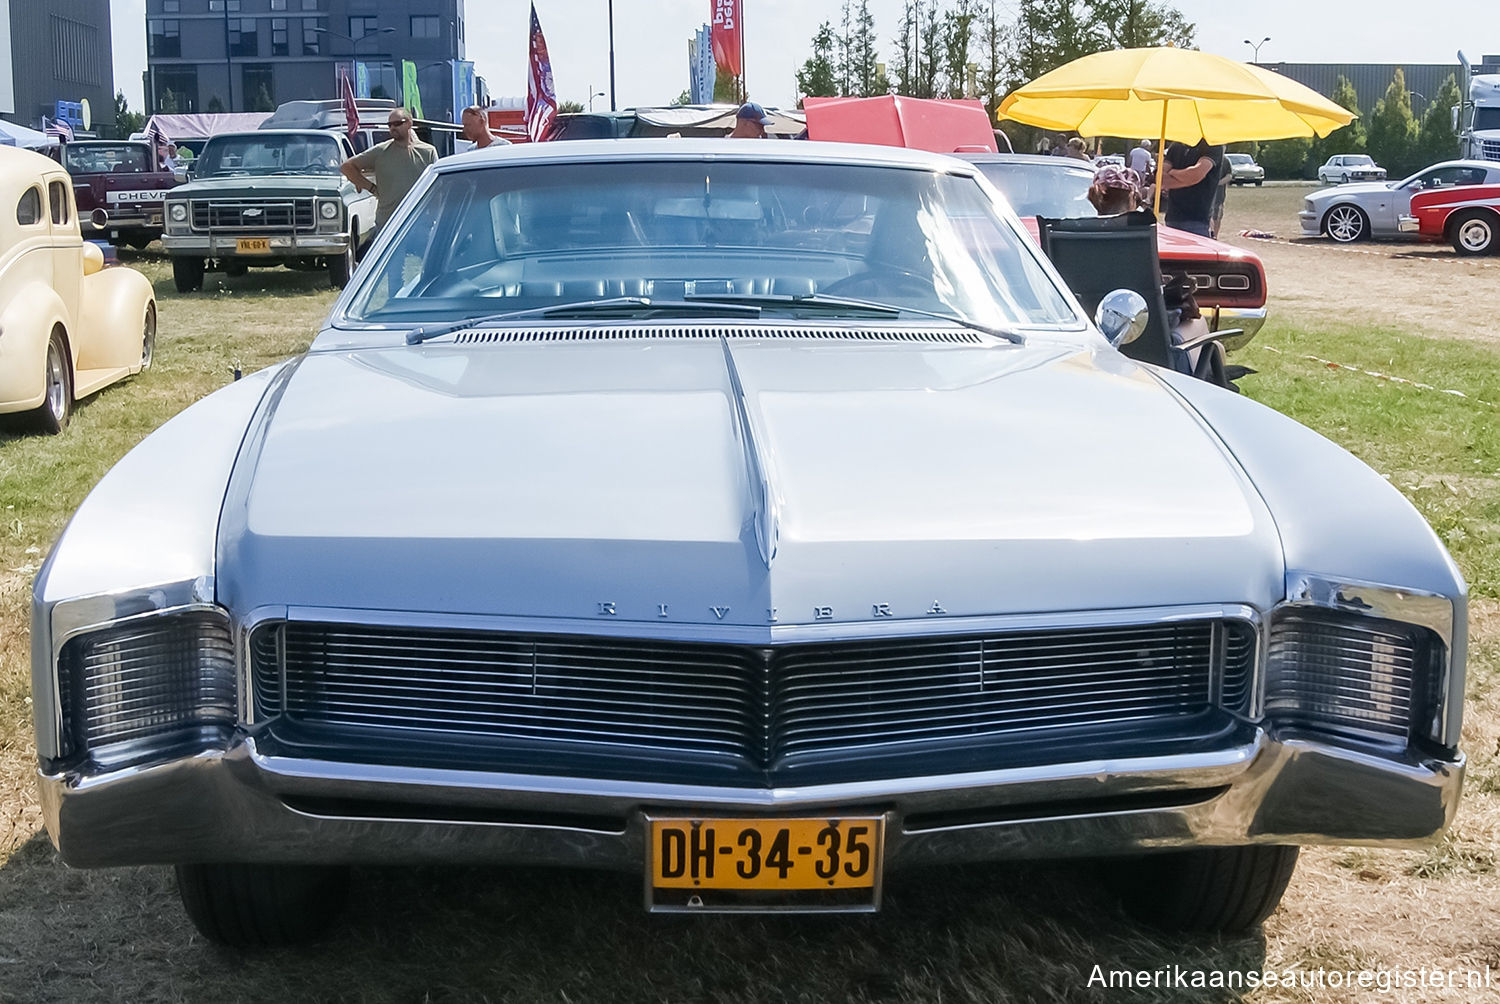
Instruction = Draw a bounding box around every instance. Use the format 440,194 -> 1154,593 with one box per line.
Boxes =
55,609 -> 235,767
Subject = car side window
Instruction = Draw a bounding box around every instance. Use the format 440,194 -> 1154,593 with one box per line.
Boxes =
48,180 -> 70,225
16,186 -> 42,226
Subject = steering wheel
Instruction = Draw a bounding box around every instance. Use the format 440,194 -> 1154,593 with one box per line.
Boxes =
821,266 -> 935,300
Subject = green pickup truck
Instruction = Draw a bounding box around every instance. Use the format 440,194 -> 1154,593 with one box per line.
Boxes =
161,130 -> 378,292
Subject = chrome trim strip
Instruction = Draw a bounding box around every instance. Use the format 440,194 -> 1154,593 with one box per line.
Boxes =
1283,572 -> 1454,649
717,334 -> 779,568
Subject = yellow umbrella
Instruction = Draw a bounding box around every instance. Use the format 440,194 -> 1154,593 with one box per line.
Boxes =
997,47 -> 1354,214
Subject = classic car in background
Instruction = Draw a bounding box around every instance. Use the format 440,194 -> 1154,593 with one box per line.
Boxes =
1317,154 -> 1387,184
1403,182 -> 1500,255
960,153 -> 1267,337
35,141 -> 1465,948
161,130 -> 377,292
60,140 -> 179,249
1225,152 -> 1264,186
1299,160 -> 1500,243
0,147 -> 156,434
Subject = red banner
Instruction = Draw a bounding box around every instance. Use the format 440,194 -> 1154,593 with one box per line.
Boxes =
711,0 -> 741,78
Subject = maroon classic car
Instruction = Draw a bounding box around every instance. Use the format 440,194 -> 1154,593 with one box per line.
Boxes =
62,141 -> 179,249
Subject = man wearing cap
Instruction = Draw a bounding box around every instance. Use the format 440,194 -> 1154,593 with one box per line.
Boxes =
730,102 -> 773,138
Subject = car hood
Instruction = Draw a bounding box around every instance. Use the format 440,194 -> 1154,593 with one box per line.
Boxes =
1018,216 -> 1254,265
1307,182 -> 1395,202
166,175 -> 345,199
215,338 -> 1285,629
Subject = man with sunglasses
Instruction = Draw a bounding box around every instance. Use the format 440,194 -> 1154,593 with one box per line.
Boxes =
341,107 -> 437,231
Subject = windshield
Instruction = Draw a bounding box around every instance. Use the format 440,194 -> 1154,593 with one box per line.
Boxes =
65,145 -> 152,174
1344,155 -> 1376,166
1226,154 -> 1252,165
969,161 -> 1095,220
194,134 -> 343,178
346,159 -> 1079,329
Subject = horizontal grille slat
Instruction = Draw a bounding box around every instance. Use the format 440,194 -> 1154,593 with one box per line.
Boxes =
191,198 -> 316,232
254,618 -> 1254,778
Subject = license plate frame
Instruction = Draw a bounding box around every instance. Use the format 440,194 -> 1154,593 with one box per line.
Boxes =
236,237 -> 271,254
645,814 -> 885,913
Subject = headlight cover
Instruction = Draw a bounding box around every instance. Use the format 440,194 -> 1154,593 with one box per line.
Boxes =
56,608 -> 236,767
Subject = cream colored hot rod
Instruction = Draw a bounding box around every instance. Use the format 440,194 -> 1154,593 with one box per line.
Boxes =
0,147 -> 156,433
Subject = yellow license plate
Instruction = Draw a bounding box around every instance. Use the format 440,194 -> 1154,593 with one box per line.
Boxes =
236,238 -> 271,254
649,816 -> 883,893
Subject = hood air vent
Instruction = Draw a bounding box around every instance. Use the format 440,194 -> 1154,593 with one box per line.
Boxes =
451,324 -> 986,346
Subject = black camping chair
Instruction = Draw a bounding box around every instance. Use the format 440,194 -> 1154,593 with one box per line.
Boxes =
1035,212 -> 1243,390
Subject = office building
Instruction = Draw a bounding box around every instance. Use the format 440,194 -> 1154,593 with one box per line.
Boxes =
0,0 -> 114,130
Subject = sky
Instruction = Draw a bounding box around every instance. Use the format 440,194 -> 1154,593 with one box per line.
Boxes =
110,0 -> 1496,115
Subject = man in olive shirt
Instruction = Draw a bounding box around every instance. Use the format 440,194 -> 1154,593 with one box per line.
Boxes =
340,107 -> 437,230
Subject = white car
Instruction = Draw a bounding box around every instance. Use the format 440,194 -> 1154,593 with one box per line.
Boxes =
1226,153 -> 1264,186
1299,159 -> 1500,242
1317,154 -> 1387,185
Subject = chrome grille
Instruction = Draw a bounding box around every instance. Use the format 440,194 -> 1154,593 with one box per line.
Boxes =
1265,612 -> 1425,745
1481,139 -> 1500,162
254,619 -> 1253,772
191,198 -> 315,231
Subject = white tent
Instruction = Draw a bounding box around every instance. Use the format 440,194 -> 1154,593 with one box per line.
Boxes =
0,119 -> 56,149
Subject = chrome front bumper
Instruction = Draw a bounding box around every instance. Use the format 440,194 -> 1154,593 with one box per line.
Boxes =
162,233 -> 350,257
1212,306 -> 1267,346
1398,215 -> 1421,233
38,729 -> 1462,870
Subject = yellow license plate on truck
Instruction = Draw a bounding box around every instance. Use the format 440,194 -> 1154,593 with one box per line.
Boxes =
647,816 -> 884,911
236,238 -> 271,254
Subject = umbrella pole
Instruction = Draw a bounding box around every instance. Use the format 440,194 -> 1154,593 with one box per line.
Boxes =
1152,104 -> 1168,217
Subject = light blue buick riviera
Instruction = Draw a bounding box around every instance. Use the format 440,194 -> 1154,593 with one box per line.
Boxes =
33,140 -> 1465,945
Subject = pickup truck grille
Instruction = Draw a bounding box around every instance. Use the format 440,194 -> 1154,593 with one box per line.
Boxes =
250,617 -> 1256,781
191,198 -> 315,232
1482,139 -> 1500,162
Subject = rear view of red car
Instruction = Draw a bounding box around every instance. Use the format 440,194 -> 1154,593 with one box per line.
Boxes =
62,141 -> 179,249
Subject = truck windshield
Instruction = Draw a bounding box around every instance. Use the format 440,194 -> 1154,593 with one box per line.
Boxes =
195,134 -> 343,177
1476,107 -> 1500,132
64,145 -> 152,174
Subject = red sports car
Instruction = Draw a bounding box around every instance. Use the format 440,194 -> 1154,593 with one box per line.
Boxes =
1404,183 -> 1500,256
961,154 -> 1267,339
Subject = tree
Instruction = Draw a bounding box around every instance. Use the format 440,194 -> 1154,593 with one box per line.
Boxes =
672,89 -> 692,107
1257,137 -> 1313,180
159,89 -> 181,114
796,22 -> 840,101
557,100 -> 583,113
942,0 -> 978,98
1417,74 -> 1461,167
977,0 -> 1011,120
1091,0 -> 1195,49
837,0 -> 854,95
713,67 -> 738,103
890,1 -> 918,96
1308,74 -> 1365,175
114,91 -> 144,139
851,0 -> 881,97
1366,69 -> 1420,178
917,1 -> 942,98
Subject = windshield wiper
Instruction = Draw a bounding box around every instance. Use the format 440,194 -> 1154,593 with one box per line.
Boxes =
682,292 -> 1027,344
405,297 -> 762,345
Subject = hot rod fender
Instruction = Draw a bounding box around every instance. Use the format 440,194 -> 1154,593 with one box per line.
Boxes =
77,265 -> 154,373
0,283 -> 69,413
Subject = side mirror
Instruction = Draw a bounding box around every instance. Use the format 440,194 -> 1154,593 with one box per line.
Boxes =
1095,289 -> 1150,348
1451,106 -> 1460,132
174,169 -> 189,183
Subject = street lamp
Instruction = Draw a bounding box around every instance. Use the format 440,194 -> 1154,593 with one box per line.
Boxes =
1243,37 -> 1270,64
1407,90 -> 1427,114
588,86 -> 607,112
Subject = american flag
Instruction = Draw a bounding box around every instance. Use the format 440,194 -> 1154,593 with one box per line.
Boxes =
525,3 -> 558,142
340,69 -> 360,140
42,116 -> 73,142
143,117 -> 172,156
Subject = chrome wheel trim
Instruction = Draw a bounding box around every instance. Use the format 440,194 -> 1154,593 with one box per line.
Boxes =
1457,218 -> 1493,253
45,340 -> 66,421
1326,206 -> 1364,242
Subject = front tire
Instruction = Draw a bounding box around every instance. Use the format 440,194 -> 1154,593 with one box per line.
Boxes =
172,256 -> 205,293
1450,209 -> 1498,256
176,863 -> 351,947
1324,204 -> 1369,243
139,303 -> 156,372
1107,845 -> 1299,933
329,238 -> 355,289
27,331 -> 72,434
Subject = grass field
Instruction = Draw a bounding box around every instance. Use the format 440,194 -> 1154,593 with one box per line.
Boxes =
1,194 -> 1498,1002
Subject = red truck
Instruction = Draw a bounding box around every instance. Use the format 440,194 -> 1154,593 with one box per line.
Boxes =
1405,183 -> 1500,256
60,140 -> 180,249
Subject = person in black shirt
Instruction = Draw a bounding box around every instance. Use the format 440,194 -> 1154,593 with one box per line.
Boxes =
1160,139 -> 1223,237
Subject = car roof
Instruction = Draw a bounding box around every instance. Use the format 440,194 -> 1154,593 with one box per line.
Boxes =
435,138 -> 985,176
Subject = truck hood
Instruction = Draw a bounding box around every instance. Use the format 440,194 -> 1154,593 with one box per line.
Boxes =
166,175 -> 345,200
216,337 -> 1286,630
